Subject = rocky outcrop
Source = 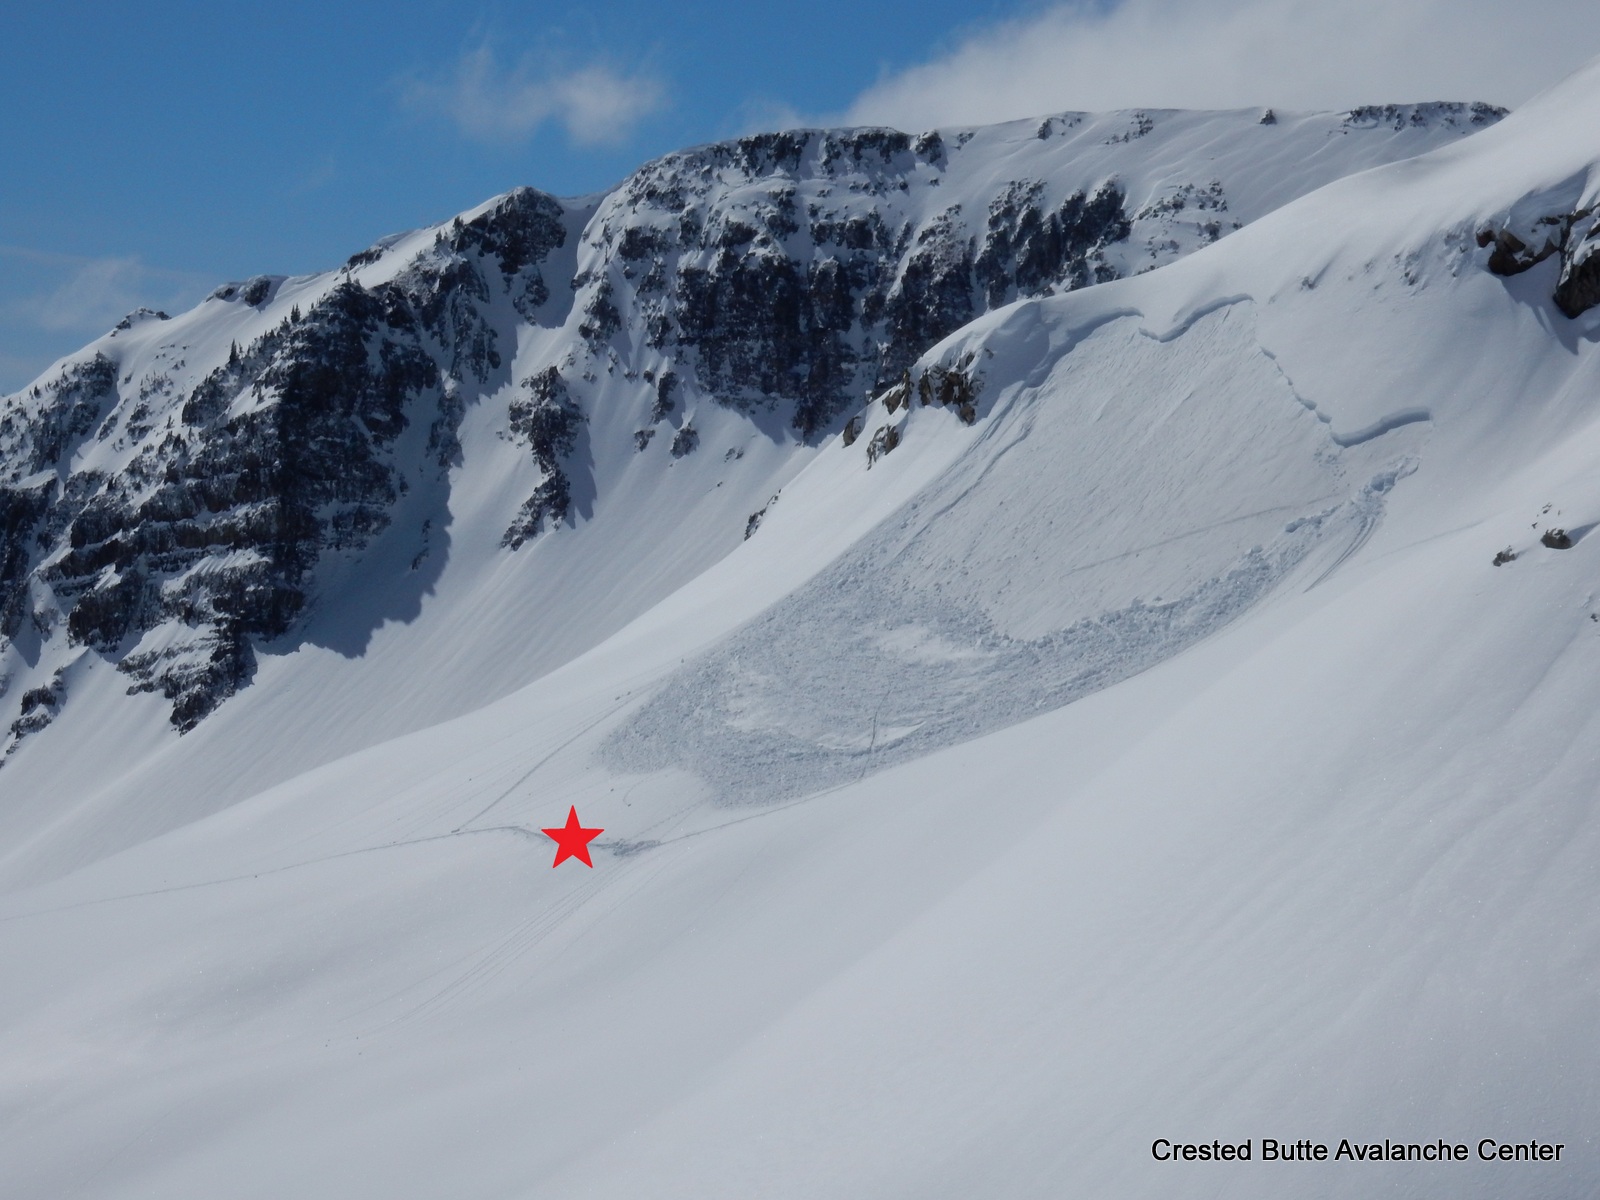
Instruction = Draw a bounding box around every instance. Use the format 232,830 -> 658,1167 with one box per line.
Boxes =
0,353 -> 119,478
975,181 -> 1130,306
8,669 -> 65,740
503,366 -> 585,549
1541,528 -> 1573,549
1479,206 -> 1600,318
1554,216 -> 1600,318
47,277 -> 443,729
574,128 -> 1134,439
0,479 -> 53,639
865,424 -> 900,465
1344,102 -> 1507,131
0,189 -> 571,738
1481,224 -> 1565,275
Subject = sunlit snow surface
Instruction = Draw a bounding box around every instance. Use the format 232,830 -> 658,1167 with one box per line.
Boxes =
4,63 -> 1600,1200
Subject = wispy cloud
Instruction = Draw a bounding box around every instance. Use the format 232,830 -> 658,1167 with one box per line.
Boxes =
0,246 -> 207,335
0,246 -> 211,392
34,255 -> 161,333
288,152 -> 339,198
841,0 -> 1600,130
402,45 -> 665,147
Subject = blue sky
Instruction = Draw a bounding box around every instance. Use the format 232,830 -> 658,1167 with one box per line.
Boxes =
4,0 -> 1597,392
0,0 -> 1022,389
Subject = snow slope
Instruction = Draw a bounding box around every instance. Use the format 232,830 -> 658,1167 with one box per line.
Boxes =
3,63 -> 1600,1200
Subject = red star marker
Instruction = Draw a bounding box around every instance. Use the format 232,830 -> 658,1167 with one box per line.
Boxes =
542,806 -> 604,868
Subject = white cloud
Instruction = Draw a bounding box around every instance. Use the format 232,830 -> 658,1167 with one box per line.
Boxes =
842,0 -> 1600,130
403,46 -> 664,147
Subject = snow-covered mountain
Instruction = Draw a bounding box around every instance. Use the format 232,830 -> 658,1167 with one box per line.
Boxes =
0,103 -> 1498,764
4,65 -> 1600,1199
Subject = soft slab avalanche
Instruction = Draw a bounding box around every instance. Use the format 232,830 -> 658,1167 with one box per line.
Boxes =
606,302 -> 1418,802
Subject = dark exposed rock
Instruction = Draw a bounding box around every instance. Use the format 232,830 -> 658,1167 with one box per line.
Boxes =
1485,228 -> 1560,276
877,208 -> 976,388
17,675 -> 62,717
916,356 -> 980,415
503,367 -> 585,549
840,354 -> 980,462
975,182 -> 1130,307
8,668 -> 65,742
1345,102 -> 1507,131
1105,111 -> 1155,143
1554,221 -> 1600,318
883,372 -> 911,414
407,257 -> 500,382
121,624 -> 259,733
2,194 -> 570,731
46,278 -> 445,722
1032,116 -> 1082,141
502,476 -> 572,550
865,423 -> 900,465
0,354 -> 118,476
579,279 -> 622,345
1481,206 -> 1600,318
509,367 -> 583,464
0,480 -> 51,638
209,276 -> 286,306
650,370 -> 678,423
113,308 -> 170,332
580,130 -> 1133,440
241,276 -> 278,306
670,423 -> 699,458
744,493 -> 778,540
446,187 -> 567,319
1541,528 -> 1573,549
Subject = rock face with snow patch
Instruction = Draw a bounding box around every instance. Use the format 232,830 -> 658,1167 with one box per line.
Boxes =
576,128 -> 1127,437
0,189 -> 568,736
570,105 -> 1503,437
1480,203 -> 1600,317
